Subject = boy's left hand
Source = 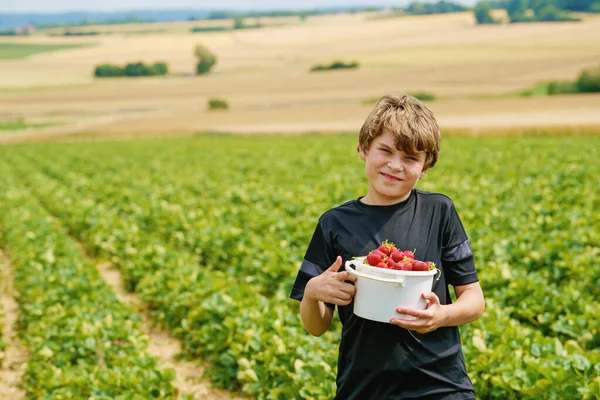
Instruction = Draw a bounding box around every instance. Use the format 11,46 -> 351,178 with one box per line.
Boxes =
390,292 -> 447,334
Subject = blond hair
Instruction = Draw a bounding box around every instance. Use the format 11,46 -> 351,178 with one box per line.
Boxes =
358,94 -> 440,169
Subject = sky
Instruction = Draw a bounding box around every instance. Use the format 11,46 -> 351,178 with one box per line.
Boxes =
0,0 -> 412,13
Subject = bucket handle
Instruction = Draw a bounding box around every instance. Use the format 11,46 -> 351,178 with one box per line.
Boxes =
345,260 -> 405,287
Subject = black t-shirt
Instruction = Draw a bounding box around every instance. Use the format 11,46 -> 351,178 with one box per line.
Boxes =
290,189 -> 479,400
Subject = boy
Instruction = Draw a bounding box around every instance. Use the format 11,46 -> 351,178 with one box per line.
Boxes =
290,94 -> 485,399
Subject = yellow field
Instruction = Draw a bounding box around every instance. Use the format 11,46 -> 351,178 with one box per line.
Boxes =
1,11 -> 600,141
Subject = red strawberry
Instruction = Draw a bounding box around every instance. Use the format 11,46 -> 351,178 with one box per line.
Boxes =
412,261 -> 429,271
377,240 -> 396,256
376,262 -> 387,269
426,261 -> 437,271
373,249 -> 386,258
366,252 -> 383,266
391,250 -> 405,262
403,250 -> 415,260
378,244 -> 390,255
399,261 -> 413,271
389,245 -> 398,254
386,258 -> 397,269
389,262 -> 402,270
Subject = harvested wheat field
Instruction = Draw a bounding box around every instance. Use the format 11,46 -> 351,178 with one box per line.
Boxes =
1,11 -> 600,141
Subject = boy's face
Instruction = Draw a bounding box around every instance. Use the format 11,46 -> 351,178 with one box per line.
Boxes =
358,129 -> 428,205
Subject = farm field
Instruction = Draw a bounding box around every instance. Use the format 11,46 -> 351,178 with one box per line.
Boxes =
0,132 -> 599,398
1,11 -> 600,142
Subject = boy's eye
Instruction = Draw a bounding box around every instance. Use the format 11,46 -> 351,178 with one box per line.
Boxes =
379,148 -> 392,153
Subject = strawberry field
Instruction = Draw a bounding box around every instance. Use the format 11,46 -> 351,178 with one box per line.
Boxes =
0,133 -> 599,399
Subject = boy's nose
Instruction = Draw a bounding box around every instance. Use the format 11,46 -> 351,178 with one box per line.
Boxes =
388,158 -> 404,171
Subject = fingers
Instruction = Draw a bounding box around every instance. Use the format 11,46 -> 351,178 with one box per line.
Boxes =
328,280 -> 356,298
395,307 -> 428,319
390,318 -> 422,331
422,292 -> 440,307
333,270 -> 357,283
337,282 -> 356,297
327,256 -> 342,272
329,294 -> 354,306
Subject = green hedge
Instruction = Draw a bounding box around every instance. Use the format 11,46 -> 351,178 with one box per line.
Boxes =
310,60 -> 359,72
94,61 -> 168,78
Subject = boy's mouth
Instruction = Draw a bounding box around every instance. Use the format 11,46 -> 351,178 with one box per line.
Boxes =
381,172 -> 402,182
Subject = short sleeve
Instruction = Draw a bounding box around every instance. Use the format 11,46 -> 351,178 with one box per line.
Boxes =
442,203 -> 479,287
290,220 -> 336,303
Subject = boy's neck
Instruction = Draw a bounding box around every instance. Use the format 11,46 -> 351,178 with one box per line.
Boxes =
360,190 -> 413,206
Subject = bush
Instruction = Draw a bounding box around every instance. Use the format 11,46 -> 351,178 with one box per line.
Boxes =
195,44 -> 217,75
310,60 -> 359,72
546,80 -> 578,95
535,5 -> 580,21
474,1 -> 497,24
518,65 -> 600,96
191,26 -> 228,33
576,66 -> 600,93
94,64 -> 125,77
151,62 -> 168,75
208,98 -> 229,110
94,62 -> 168,78
408,91 -> 436,101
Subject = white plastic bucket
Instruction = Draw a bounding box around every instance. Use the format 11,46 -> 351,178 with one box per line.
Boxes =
345,258 -> 438,323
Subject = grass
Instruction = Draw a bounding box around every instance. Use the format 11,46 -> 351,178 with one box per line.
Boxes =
0,43 -> 93,60
0,119 -> 60,132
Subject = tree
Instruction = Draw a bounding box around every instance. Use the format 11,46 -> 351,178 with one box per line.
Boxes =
507,0 -> 530,14
194,44 -> 217,75
233,16 -> 245,29
576,67 -> 600,93
474,1 -> 496,24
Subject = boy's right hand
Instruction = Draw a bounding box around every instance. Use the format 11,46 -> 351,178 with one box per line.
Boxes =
305,256 -> 357,306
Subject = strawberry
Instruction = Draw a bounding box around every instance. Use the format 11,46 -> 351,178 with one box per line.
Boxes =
403,250 -> 415,260
386,257 -> 397,269
389,262 -> 402,270
389,245 -> 398,254
391,250 -> 405,262
378,244 -> 391,255
376,262 -> 387,269
366,252 -> 383,266
426,261 -> 437,271
377,240 -> 395,256
400,261 -> 413,271
373,249 -> 386,258
412,261 -> 429,271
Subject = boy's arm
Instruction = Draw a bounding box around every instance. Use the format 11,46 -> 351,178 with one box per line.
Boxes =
300,295 -> 335,337
390,281 -> 484,333
299,256 -> 356,337
446,281 -> 485,326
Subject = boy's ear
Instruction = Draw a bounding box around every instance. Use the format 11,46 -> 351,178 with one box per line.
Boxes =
419,168 -> 429,179
358,145 -> 367,161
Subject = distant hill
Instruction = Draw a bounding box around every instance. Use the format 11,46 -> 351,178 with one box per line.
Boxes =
0,7 -> 386,30
0,10 -> 211,30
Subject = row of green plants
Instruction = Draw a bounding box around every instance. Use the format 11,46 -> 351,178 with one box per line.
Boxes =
6,146 -> 340,398
1,134 -> 598,398
0,161 -> 177,398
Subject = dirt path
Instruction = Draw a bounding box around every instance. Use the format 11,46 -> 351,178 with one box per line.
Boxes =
95,262 -> 243,400
0,250 -> 28,400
